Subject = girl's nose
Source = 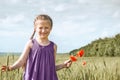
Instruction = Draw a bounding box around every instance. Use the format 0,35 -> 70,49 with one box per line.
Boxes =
41,29 -> 46,32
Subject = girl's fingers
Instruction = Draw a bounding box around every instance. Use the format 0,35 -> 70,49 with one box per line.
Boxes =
2,65 -> 6,67
1,65 -> 8,71
66,59 -> 72,63
67,61 -> 72,67
64,60 -> 72,68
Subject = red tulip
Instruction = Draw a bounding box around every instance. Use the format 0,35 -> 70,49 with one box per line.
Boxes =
70,55 -> 77,62
76,49 -> 84,57
82,61 -> 86,65
69,49 -> 84,63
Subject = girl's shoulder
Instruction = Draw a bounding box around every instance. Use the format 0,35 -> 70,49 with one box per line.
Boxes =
50,41 -> 57,50
50,41 -> 57,46
26,39 -> 34,49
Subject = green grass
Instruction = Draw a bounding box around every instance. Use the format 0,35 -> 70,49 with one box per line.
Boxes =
0,54 -> 120,80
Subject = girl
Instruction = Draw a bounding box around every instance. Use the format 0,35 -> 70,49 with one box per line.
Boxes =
1,14 -> 72,80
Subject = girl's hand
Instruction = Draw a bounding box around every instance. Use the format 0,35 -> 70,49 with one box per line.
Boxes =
1,65 -> 10,72
64,59 -> 72,68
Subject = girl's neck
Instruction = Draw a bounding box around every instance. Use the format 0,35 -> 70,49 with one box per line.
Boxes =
36,37 -> 50,46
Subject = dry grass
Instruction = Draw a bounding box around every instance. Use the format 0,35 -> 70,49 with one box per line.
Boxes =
0,54 -> 120,80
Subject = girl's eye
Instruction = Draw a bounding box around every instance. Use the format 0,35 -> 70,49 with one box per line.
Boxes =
38,27 -> 49,29
39,27 -> 42,29
45,27 -> 49,29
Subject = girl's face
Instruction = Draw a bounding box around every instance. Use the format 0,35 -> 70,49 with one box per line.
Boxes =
35,20 -> 52,39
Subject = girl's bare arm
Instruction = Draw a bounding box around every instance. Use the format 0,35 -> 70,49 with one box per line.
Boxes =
9,40 -> 33,70
54,44 -> 72,71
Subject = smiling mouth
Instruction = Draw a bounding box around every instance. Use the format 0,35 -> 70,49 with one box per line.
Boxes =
40,33 -> 47,35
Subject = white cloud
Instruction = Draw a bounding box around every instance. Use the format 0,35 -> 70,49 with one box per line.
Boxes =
3,0 -> 22,4
100,31 -> 109,38
5,14 -> 24,24
54,4 -> 68,12
10,0 -> 20,4
115,23 -> 120,28
52,20 -> 96,39
112,10 -> 120,18
0,30 -> 30,37
111,0 -> 120,4
66,15 -> 89,21
77,0 -> 88,4
99,25 -> 120,39
0,14 -> 25,28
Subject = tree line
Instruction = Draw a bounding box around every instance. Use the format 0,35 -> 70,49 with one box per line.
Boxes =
69,33 -> 120,57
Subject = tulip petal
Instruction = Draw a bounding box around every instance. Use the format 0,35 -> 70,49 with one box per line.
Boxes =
70,55 -> 77,62
77,49 -> 84,57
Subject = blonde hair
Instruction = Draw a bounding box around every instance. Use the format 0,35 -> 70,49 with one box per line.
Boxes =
30,14 -> 53,39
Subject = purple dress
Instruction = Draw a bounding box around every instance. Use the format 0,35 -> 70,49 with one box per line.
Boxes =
23,39 -> 58,80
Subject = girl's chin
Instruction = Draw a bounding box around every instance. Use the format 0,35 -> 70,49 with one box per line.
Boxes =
40,36 -> 47,39
37,35 -> 48,39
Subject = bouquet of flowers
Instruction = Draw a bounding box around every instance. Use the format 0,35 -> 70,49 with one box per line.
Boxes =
70,49 -> 86,65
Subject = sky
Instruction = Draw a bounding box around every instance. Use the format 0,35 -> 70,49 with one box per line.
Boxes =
0,0 -> 120,53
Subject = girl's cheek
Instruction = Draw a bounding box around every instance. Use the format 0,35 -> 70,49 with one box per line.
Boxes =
36,29 -> 40,33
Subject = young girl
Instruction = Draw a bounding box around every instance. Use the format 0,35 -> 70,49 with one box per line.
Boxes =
1,14 -> 72,80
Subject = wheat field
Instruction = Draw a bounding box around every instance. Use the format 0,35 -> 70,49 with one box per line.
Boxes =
0,54 -> 120,80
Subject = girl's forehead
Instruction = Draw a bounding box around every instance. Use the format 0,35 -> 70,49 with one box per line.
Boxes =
35,20 -> 51,25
